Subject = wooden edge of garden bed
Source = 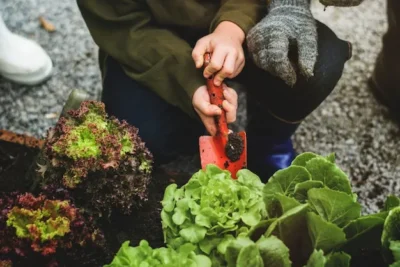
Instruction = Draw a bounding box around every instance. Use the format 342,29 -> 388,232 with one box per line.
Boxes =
0,129 -> 44,149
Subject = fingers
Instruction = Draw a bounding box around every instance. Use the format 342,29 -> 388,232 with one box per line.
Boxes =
192,39 -> 208,68
203,46 -> 227,79
193,102 -> 221,136
222,85 -> 238,109
223,85 -> 237,123
192,84 -> 238,135
274,58 -> 297,87
203,47 -> 245,86
265,33 -> 297,87
192,85 -> 221,136
194,100 -> 221,117
213,51 -> 236,86
298,28 -> 318,79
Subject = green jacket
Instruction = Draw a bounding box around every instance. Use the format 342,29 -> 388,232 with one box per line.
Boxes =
77,0 -> 265,118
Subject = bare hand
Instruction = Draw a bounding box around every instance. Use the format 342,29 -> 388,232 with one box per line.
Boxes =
192,84 -> 238,135
192,21 -> 245,87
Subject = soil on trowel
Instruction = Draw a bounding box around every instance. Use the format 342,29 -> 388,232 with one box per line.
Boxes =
225,132 -> 244,162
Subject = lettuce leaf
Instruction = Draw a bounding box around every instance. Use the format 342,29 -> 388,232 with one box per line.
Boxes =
382,207 -> 400,264
306,212 -> 346,252
304,157 -> 352,194
305,250 -> 350,267
224,235 -> 291,267
383,195 -> 400,212
307,188 -> 361,227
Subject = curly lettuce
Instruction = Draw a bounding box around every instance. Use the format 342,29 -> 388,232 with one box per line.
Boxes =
104,240 -> 211,267
161,164 -> 266,263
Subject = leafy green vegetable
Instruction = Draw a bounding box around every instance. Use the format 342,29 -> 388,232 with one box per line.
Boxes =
305,250 -> 350,267
384,195 -> 400,212
306,212 -> 346,252
263,166 -> 311,218
390,241 -> 400,262
382,207 -> 400,264
293,180 -> 324,203
224,235 -> 291,267
291,152 -> 320,167
325,252 -> 351,267
307,188 -> 361,227
161,165 -> 266,262
265,204 -> 312,265
343,213 -> 386,240
305,250 -> 326,267
104,240 -> 211,267
263,166 -> 312,198
382,207 -> 400,249
304,157 -> 352,194
256,236 -> 292,267
154,152 -> 400,267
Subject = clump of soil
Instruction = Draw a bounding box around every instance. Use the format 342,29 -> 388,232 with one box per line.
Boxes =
225,133 -> 244,162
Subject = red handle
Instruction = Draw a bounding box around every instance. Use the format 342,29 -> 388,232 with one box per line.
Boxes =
204,53 -> 229,138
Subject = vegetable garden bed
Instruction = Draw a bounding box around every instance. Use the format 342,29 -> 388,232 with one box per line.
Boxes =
0,117 -> 190,266
1,98 -> 400,267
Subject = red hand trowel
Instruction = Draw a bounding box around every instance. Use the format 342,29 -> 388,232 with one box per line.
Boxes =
199,53 -> 247,179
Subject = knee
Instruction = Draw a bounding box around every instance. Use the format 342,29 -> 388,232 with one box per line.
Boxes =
273,22 -> 351,122
312,21 -> 352,89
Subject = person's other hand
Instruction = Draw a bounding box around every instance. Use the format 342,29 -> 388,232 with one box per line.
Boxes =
192,84 -> 238,135
192,21 -> 245,87
246,0 -> 317,87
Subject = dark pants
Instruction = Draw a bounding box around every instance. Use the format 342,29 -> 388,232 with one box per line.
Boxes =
102,21 -> 351,170
371,0 -> 400,115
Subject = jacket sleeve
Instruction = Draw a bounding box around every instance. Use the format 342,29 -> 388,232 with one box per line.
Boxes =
77,0 -> 205,118
210,0 -> 266,34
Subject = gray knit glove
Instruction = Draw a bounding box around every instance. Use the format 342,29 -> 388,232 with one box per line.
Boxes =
246,0 -> 317,87
319,0 -> 363,7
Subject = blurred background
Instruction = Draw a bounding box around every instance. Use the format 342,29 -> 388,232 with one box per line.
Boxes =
0,0 -> 398,213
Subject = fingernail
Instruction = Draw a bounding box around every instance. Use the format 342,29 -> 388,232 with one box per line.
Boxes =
223,90 -> 230,96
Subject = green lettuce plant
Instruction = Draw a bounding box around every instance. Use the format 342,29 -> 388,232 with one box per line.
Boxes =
245,152 -> 400,267
104,240 -> 211,267
160,164 -> 267,264
107,152 -> 400,267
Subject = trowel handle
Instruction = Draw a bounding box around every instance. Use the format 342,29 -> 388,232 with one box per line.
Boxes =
204,53 -> 229,137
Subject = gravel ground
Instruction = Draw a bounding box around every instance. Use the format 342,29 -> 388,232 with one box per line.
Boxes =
0,0 -> 398,213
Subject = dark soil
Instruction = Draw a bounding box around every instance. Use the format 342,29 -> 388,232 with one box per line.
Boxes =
102,169 -> 191,252
225,132 -> 244,162
0,140 -> 40,192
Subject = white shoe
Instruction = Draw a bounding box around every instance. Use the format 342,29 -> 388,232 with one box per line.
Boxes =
0,17 -> 53,86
